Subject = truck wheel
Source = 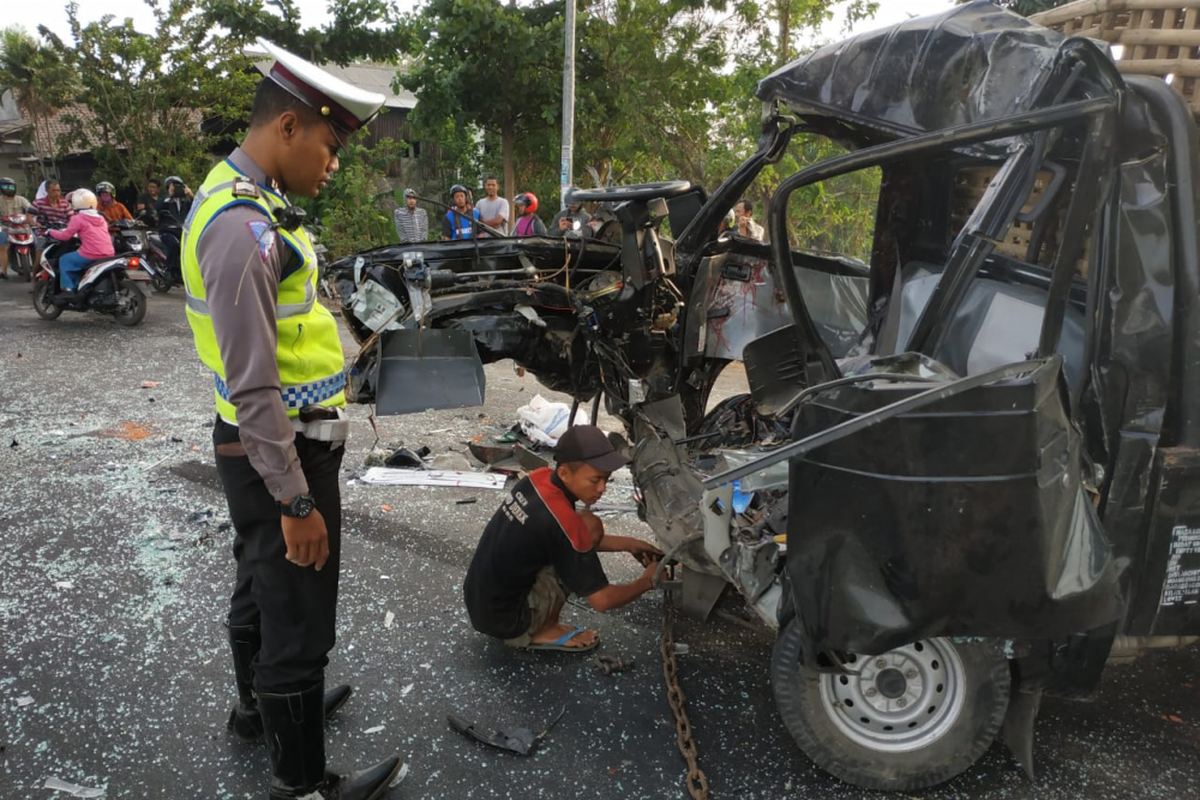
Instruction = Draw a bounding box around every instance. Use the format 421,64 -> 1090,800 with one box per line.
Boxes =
771,617 -> 1009,791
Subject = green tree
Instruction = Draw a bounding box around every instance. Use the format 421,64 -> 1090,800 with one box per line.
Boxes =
201,0 -> 409,66
0,26 -> 76,181
295,140 -> 396,259
47,0 -> 258,190
401,0 -> 564,205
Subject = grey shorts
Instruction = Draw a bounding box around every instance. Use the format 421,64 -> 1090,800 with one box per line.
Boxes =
503,566 -> 568,648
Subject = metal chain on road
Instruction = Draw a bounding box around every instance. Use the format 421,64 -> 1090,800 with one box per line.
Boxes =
661,588 -> 710,799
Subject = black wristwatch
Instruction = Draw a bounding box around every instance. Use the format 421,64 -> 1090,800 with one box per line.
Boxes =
279,494 -> 317,518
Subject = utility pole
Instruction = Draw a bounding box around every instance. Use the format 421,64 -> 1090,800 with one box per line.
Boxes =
559,0 -> 576,210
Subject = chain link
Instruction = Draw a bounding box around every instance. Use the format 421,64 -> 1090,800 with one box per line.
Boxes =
661,589 -> 710,799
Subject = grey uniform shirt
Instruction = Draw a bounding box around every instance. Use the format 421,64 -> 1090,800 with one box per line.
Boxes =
195,147 -> 309,502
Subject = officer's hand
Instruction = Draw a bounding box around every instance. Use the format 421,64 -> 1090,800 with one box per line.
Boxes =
281,510 -> 330,570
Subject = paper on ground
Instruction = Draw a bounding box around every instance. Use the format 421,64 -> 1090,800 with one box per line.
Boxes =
44,778 -> 105,798
360,467 -> 507,490
384,611 -> 395,629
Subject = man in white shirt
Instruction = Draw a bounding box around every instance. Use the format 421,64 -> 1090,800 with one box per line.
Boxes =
735,199 -> 765,242
475,176 -> 509,236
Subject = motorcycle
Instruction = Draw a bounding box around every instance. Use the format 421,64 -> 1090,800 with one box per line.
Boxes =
33,240 -> 147,327
2,212 -> 37,279
110,218 -> 145,257
143,217 -> 183,294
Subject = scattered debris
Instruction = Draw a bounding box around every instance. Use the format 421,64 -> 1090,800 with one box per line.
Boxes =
517,394 -> 588,447
388,762 -> 410,788
385,447 -> 427,469
360,467 -> 508,490
43,777 -> 105,798
16,695 -> 35,707
431,452 -> 472,471
595,654 -> 635,676
384,611 -> 395,629
9,438 -> 17,448
364,725 -> 386,735
139,381 -> 161,389
401,683 -> 414,697
187,509 -> 213,524
53,581 -> 74,590
448,705 -> 566,756
673,643 -> 690,656
455,498 -> 478,505
381,505 -> 392,512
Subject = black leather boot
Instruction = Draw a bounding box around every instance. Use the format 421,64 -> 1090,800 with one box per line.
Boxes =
258,683 -> 404,800
226,623 -> 354,742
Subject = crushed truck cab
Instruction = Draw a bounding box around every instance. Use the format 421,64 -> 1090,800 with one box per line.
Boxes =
330,3 -> 1200,790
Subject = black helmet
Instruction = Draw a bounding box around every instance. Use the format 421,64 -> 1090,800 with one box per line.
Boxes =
449,184 -> 468,199
95,181 -> 115,195
0,176 -> 15,196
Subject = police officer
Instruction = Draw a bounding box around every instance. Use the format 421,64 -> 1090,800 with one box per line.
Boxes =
181,40 -> 402,799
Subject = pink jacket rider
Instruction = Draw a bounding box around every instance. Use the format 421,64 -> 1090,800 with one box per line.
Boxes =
49,209 -> 115,260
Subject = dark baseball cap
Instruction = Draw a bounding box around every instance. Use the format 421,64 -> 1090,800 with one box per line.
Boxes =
555,424 -> 629,473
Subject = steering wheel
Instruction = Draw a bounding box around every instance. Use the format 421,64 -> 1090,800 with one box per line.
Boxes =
566,181 -> 693,204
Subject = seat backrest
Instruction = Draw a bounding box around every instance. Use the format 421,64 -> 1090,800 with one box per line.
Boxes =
885,261 -> 1086,387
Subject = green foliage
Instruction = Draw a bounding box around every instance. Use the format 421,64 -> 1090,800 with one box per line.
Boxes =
400,0 -> 564,200
45,0 -> 258,189
201,0 -> 408,66
0,26 -> 76,176
295,140 -> 396,259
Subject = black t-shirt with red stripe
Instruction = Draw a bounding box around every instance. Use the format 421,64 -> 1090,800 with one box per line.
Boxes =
464,468 -> 609,639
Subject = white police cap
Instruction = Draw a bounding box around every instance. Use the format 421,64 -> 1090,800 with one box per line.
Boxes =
257,38 -> 386,133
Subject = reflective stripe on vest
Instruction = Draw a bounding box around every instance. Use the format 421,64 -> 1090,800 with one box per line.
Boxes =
215,371 -> 346,409
183,158 -> 345,424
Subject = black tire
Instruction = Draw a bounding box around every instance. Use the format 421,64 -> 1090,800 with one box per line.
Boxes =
113,283 -> 147,327
151,274 -> 172,293
771,617 -> 1010,792
13,250 -> 32,279
32,280 -> 62,320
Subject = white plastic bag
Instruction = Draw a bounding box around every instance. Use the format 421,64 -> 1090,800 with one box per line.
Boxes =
516,394 -> 589,447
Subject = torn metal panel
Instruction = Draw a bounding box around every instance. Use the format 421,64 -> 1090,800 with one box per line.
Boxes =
784,358 -> 1123,658
756,2 -> 1076,152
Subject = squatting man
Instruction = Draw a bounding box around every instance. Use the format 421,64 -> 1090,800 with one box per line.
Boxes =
464,425 -> 663,651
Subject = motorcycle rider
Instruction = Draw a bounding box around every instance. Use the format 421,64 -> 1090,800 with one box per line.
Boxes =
156,176 -> 193,226
441,183 -> 479,240
47,189 -> 115,294
512,192 -> 546,237
96,181 -> 133,223
0,176 -> 33,280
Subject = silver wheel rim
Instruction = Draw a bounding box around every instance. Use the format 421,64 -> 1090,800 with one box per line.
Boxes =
818,638 -> 965,753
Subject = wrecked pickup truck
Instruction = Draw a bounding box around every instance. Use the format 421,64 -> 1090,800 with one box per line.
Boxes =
329,2 -> 1200,791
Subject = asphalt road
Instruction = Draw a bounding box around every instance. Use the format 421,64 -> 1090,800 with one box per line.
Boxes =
1,281 -> 1198,800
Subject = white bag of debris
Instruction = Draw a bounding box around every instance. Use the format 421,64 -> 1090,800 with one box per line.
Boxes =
516,394 -> 589,447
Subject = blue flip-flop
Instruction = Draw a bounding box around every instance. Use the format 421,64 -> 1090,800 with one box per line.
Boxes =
523,625 -> 599,653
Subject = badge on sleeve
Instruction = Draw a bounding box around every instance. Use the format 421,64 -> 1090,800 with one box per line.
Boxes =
246,220 -> 277,262
232,177 -> 260,199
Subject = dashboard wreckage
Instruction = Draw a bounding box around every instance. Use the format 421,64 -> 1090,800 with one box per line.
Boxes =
329,3 -> 1200,791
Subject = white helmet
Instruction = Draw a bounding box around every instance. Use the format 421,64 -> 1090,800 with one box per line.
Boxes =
71,189 -> 98,210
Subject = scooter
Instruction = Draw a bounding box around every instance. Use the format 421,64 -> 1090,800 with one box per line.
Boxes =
2,212 -> 37,279
143,217 -> 183,294
33,240 -> 147,327
110,218 -> 145,257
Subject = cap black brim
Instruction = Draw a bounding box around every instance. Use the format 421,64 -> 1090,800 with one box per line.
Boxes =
585,451 -> 630,473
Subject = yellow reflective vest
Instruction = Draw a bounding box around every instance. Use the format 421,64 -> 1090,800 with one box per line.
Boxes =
181,158 -> 345,424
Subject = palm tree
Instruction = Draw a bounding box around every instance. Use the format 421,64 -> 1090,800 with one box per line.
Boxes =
0,26 -> 75,182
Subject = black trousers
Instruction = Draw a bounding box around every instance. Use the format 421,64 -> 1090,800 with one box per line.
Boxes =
213,417 -> 344,693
